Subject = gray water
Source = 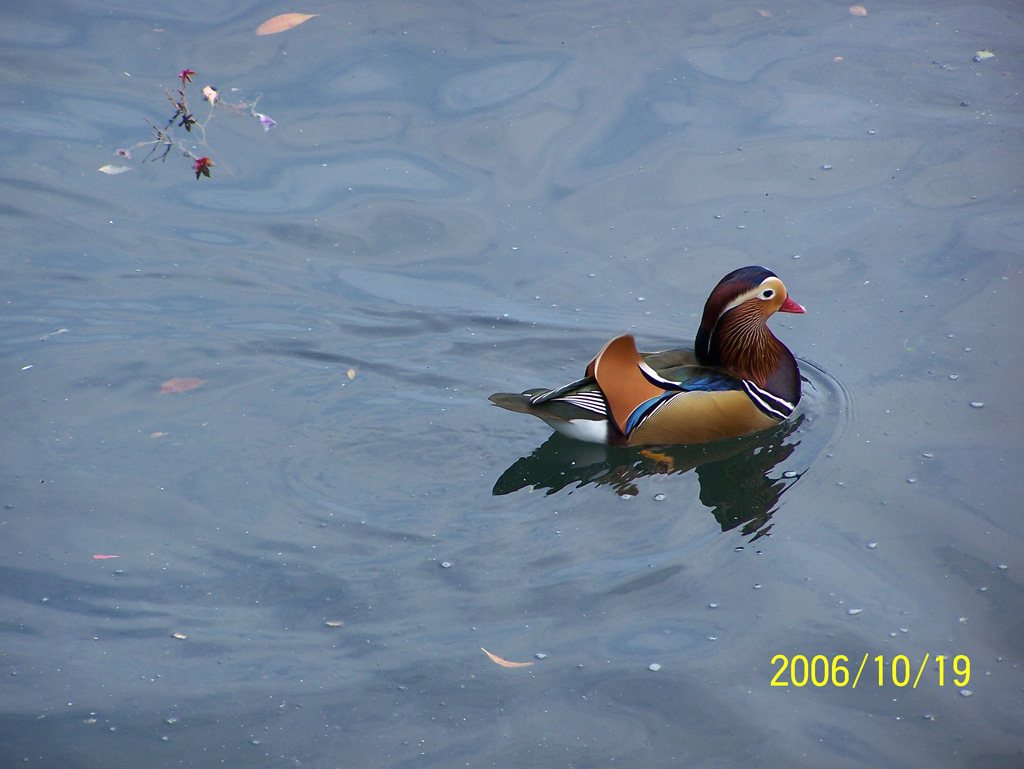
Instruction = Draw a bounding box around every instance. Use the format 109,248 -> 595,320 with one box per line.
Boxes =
2,1 -> 1023,767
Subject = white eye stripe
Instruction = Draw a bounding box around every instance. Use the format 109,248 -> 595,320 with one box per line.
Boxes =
721,279 -> 782,318
721,286 -> 764,315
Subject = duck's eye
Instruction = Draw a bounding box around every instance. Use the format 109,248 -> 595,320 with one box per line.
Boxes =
760,288 -> 775,300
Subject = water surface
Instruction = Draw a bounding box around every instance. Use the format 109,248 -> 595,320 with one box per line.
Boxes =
2,1 -> 1023,767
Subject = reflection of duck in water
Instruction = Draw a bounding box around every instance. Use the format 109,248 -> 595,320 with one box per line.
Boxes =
492,419 -> 803,539
490,266 -> 805,446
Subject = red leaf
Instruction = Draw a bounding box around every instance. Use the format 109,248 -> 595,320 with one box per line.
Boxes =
160,377 -> 207,395
193,156 -> 213,180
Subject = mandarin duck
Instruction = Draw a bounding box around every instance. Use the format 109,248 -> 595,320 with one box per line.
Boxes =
489,266 -> 805,446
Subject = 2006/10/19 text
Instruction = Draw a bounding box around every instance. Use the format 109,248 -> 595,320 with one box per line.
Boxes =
770,654 -> 970,688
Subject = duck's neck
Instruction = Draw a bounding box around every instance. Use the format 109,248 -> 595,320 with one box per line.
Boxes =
701,311 -> 800,402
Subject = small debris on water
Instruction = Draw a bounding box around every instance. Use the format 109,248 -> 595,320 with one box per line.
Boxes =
969,401 -> 984,408
848,608 -> 863,616
973,50 -> 995,62
648,663 -> 662,672
868,542 -> 878,549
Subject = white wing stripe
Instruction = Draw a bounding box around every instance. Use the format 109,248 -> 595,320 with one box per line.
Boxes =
557,391 -> 607,416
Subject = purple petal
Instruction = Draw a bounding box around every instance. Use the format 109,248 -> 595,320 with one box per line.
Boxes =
257,113 -> 277,131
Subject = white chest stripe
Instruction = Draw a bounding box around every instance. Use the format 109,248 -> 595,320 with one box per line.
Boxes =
741,380 -> 795,420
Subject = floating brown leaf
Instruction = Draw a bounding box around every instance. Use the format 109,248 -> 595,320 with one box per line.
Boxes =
481,647 -> 534,668
849,5 -> 867,16
256,13 -> 318,35
160,377 -> 207,395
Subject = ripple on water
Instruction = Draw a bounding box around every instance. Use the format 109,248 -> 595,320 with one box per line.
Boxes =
439,58 -> 562,112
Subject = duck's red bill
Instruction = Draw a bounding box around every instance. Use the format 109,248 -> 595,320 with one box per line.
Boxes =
780,296 -> 805,314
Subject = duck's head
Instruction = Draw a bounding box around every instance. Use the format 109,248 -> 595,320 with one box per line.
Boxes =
695,266 -> 804,374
